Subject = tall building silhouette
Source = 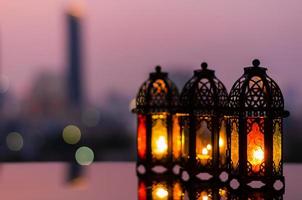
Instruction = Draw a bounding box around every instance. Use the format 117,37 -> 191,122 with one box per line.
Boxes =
67,4 -> 83,107
65,1 -> 85,184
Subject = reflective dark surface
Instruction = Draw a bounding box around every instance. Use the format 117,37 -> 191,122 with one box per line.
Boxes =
0,163 -> 300,199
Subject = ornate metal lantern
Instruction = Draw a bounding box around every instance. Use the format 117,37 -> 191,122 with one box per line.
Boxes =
228,59 -> 289,191
138,176 -> 185,200
179,62 -> 229,182
132,66 -> 180,175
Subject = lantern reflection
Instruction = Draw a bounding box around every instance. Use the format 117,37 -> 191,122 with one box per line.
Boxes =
230,189 -> 284,200
138,176 -> 185,200
188,184 -> 229,200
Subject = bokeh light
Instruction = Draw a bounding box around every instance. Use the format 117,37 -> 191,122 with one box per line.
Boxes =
6,132 -> 24,151
62,125 -> 81,144
75,146 -> 94,166
81,107 -> 100,127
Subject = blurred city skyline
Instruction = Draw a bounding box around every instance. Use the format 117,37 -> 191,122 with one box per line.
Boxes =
0,0 -> 301,112
0,0 -> 301,162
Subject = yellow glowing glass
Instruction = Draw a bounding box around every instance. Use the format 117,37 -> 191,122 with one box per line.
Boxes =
172,115 -> 181,160
231,121 -> 239,169
152,114 -> 168,160
152,183 -> 169,200
181,117 -> 190,161
247,123 -> 264,173
196,120 -> 212,165
219,120 -> 227,166
273,119 -> 282,173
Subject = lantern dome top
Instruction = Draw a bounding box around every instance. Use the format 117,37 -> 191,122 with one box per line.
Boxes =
180,62 -> 228,112
229,59 -> 289,116
133,66 -> 179,113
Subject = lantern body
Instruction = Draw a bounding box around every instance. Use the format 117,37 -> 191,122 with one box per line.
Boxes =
133,66 -> 180,175
179,63 -> 229,183
228,60 -> 289,191
138,176 -> 185,200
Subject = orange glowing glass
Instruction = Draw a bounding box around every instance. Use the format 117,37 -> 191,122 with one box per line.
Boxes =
137,115 -> 147,159
219,120 -> 227,166
247,122 -> 265,173
172,115 -> 181,160
172,182 -> 183,200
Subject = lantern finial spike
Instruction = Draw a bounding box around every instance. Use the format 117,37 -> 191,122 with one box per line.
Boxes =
201,62 -> 208,70
155,65 -> 162,73
252,59 -> 260,67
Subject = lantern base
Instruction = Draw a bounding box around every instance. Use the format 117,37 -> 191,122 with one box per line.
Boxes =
136,162 -> 173,178
229,175 -> 285,195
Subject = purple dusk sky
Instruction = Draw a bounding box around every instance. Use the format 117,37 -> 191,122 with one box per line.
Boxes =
0,0 -> 301,111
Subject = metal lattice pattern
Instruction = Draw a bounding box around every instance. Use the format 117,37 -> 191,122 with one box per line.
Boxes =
150,79 -> 168,107
247,161 -> 265,176
136,80 -> 150,109
134,67 -> 179,113
180,77 -> 228,111
229,74 -> 284,111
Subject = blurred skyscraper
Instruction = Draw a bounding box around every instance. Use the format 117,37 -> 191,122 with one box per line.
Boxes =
67,3 -> 83,107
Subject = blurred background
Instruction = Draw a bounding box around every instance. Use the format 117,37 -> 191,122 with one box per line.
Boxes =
0,0 -> 301,163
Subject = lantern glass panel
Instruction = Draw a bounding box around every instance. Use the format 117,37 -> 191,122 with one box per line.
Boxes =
273,118 -> 282,174
196,118 -> 212,165
230,119 -> 239,170
137,114 -> 147,160
181,116 -> 190,161
152,182 -> 169,200
247,120 -> 265,173
151,113 -> 168,160
172,115 -> 181,161
219,120 -> 227,166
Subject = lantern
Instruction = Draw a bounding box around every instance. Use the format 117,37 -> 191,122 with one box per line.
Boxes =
179,62 -> 229,182
228,59 -> 289,191
138,176 -> 185,200
133,66 -> 180,175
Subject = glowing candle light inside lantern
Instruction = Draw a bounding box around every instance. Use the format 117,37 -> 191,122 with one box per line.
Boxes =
219,138 -> 224,147
253,148 -> 264,164
202,148 -> 208,155
247,122 -> 265,172
196,121 -> 212,164
156,136 -> 168,153
152,114 -> 168,159
202,196 -> 209,200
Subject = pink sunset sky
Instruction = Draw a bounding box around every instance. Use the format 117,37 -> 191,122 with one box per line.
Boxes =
0,0 -> 301,110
